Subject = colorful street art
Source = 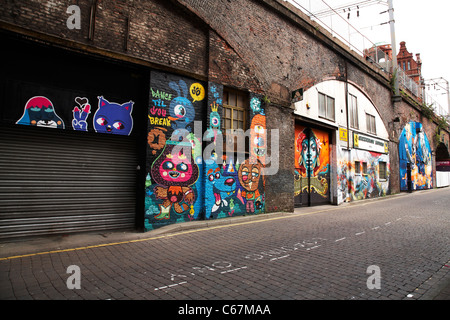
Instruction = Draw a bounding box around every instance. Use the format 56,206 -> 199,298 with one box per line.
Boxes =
16,96 -> 65,129
336,147 -> 390,203
144,73 -> 266,230
16,95 -> 135,136
72,97 -> 91,131
145,72 -> 203,229
151,140 -> 199,220
399,121 -> 433,190
294,125 -> 330,206
93,96 -> 134,136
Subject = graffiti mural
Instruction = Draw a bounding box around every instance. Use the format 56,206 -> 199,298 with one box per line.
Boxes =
238,159 -> 264,214
202,88 -> 266,219
151,140 -> 199,220
72,97 -> 91,131
16,96 -> 65,129
93,96 -> 134,136
144,73 -> 267,230
145,72 -> 206,230
336,147 -> 350,204
336,146 -> 390,203
294,125 -> 330,206
399,121 -> 433,190
15,95 -> 136,136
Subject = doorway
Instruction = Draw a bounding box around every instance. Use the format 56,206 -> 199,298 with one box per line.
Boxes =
294,124 -> 331,207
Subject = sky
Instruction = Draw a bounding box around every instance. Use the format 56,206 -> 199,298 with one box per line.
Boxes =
286,0 -> 450,112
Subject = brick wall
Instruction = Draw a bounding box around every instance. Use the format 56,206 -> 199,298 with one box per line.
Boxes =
2,0 -> 448,216
0,0 -> 209,77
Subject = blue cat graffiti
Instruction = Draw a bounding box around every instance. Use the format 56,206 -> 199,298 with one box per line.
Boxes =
93,96 -> 134,136
16,96 -> 65,129
151,140 -> 199,220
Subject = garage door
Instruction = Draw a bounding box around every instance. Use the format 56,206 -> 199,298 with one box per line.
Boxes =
0,125 -> 138,240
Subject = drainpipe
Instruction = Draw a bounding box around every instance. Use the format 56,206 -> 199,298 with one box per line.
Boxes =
344,61 -> 351,202
88,0 -> 98,41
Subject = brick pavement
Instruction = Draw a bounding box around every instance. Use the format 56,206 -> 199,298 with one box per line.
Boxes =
1,188 -> 449,302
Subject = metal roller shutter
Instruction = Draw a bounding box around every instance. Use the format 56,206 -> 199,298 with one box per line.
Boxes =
0,125 -> 138,240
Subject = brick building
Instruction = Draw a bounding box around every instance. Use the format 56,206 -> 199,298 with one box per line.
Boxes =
0,0 -> 448,240
364,41 -> 422,87
397,41 -> 423,85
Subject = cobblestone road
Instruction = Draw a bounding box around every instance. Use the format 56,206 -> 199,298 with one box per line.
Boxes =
1,188 -> 449,302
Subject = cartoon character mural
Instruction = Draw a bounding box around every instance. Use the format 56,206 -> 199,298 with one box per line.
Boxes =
205,160 -> 237,219
294,125 -> 330,206
16,96 -> 65,129
72,97 -> 91,131
150,140 -> 199,220
250,114 -> 266,164
145,72 -> 206,230
238,159 -> 264,214
399,121 -> 432,190
16,95 -> 135,135
93,96 -> 134,136
144,74 -> 266,230
168,80 -> 196,139
238,94 -> 266,214
205,83 -> 223,144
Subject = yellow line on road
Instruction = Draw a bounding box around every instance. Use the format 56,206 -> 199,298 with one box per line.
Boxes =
1,188 -> 448,261
0,207 -> 341,261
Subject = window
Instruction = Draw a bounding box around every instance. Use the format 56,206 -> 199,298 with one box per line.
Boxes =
222,89 -> 247,131
349,94 -> 359,129
379,161 -> 387,180
407,61 -> 411,70
355,161 -> 361,174
318,92 -> 335,121
366,113 -> 376,134
362,162 -> 368,175
222,88 -> 248,155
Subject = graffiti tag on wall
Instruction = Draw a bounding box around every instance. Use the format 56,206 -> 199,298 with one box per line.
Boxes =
337,147 -> 390,203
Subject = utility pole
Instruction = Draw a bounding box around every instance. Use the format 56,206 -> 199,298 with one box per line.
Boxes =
387,0 -> 400,98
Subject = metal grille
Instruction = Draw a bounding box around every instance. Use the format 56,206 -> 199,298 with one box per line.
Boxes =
0,125 -> 138,241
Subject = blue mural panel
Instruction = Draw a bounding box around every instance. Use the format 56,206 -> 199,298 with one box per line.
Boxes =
399,121 -> 433,190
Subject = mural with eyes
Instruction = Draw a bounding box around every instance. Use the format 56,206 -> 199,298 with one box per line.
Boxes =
150,140 -> 199,220
238,159 -> 264,214
93,96 -> 134,136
